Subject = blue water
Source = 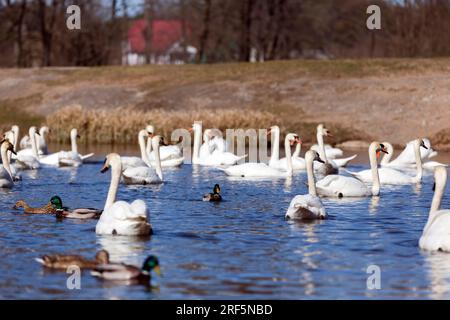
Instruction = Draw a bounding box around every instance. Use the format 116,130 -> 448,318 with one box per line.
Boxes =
0,149 -> 449,299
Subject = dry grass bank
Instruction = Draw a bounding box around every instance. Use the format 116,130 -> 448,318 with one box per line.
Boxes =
49,105 -> 368,145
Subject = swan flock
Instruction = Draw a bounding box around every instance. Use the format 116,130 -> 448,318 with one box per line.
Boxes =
2,122 -> 449,254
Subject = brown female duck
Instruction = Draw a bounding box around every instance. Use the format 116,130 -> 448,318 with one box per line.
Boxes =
35,250 -> 110,269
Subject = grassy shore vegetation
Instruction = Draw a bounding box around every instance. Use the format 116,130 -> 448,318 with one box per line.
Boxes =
47,104 -> 369,146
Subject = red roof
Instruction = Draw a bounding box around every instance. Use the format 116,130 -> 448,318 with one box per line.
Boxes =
128,20 -> 184,54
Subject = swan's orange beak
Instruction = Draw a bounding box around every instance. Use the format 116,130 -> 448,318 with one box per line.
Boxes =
266,128 -> 272,136
188,127 -> 193,133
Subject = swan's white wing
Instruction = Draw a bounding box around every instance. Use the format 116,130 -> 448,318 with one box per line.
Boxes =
122,166 -> 161,184
420,210 -> 450,252
391,138 -> 434,165
332,155 -> 357,167
19,135 -> 31,149
211,137 -> 227,153
223,163 -> 284,177
81,153 -> 95,161
211,150 -> 246,165
96,200 -> 150,236
156,157 -> 184,167
59,151 -> 82,167
316,175 -> 369,197
15,154 -> 40,169
39,152 -> 61,166
271,157 -> 306,170
286,194 -> 326,220
121,157 -> 147,170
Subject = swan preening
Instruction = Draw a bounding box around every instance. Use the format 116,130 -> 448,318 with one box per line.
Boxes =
419,166 -> 450,252
286,151 -> 327,220
96,153 -> 152,236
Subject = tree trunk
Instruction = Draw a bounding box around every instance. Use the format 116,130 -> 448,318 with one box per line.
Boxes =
198,0 -> 211,63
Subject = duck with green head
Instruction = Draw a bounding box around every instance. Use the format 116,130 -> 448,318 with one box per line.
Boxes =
50,195 -> 102,219
203,184 -> 222,202
91,255 -> 161,284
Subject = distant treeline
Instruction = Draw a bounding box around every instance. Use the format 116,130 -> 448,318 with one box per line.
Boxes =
1,0 -> 450,67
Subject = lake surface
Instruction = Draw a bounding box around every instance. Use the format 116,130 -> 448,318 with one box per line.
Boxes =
1,145 -> 450,299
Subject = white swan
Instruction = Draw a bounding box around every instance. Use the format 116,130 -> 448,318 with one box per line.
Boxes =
384,138 -> 436,167
122,134 -> 164,185
191,122 -> 246,166
419,166 -> 450,251
313,124 -> 356,174
37,126 -> 49,155
11,125 -> 19,154
145,125 -> 184,167
349,139 -> 427,185
222,133 -> 299,178
15,127 -> 40,170
381,142 -> 447,170
0,139 -> 17,188
313,124 -> 338,175
286,150 -> 327,220
58,128 -> 94,167
145,125 -> 183,162
310,126 -> 348,159
315,141 -> 384,197
269,126 -> 306,170
18,126 -> 49,155
96,153 -> 152,236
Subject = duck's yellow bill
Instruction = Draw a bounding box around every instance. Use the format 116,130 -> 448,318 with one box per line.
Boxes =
154,265 -> 161,276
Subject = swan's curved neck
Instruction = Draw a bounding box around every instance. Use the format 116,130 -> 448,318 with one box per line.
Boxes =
269,127 -> 280,165
30,130 -> 39,159
284,136 -> 293,176
71,133 -> 78,153
40,129 -> 47,149
146,137 -> 152,156
104,157 -> 122,211
306,155 -> 317,196
317,131 -> 329,163
192,125 -> 202,164
425,168 -> 447,233
380,143 -> 394,165
138,133 -> 150,165
1,146 -> 14,182
12,128 -> 19,152
293,142 -> 301,158
369,143 -> 381,196
413,141 -> 423,183
152,140 -> 163,180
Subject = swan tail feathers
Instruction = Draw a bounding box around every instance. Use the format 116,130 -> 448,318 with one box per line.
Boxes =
81,153 -> 95,160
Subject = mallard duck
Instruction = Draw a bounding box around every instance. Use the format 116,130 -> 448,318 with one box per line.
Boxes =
35,250 -> 109,269
13,199 -> 55,214
50,196 -> 102,219
91,255 -> 160,283
203,184 -> 222,202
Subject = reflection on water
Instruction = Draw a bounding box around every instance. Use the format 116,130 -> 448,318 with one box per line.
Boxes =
0,144 -> 449,299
